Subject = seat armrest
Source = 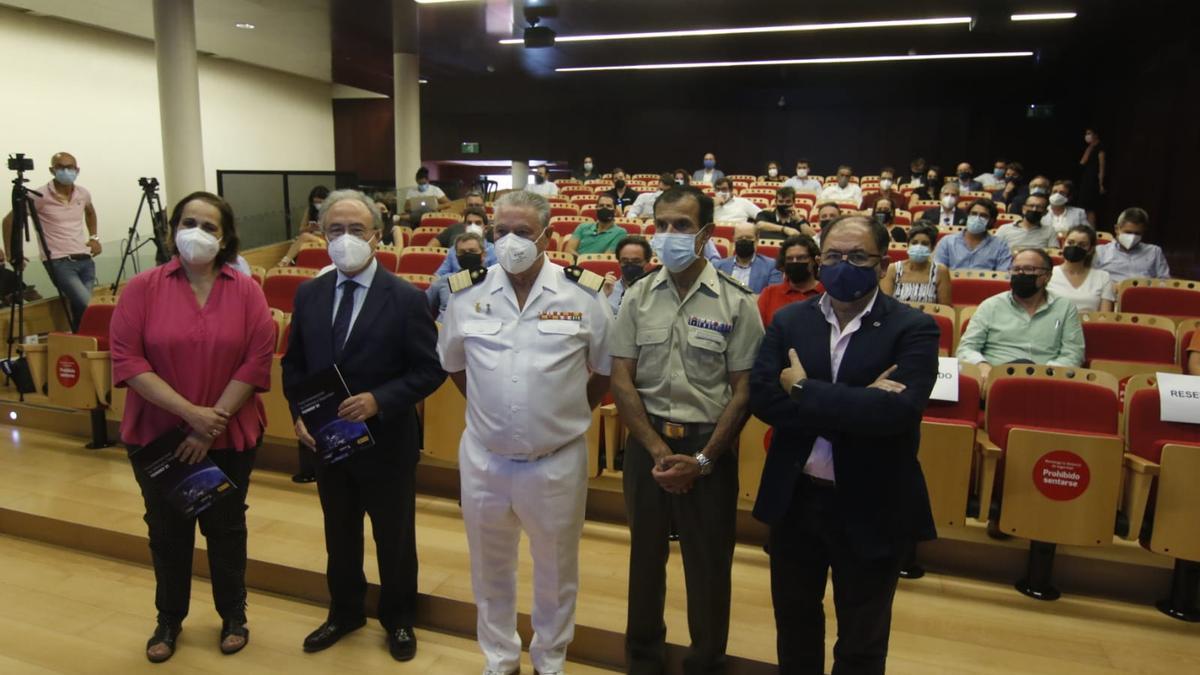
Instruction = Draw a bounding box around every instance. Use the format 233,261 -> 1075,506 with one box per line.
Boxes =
975,429 -> 1002,521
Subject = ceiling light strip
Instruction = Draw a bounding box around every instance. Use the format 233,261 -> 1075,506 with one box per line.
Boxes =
556,51 -> 1035,73
499,16 -> 972,45
1010,12 -> 1077,21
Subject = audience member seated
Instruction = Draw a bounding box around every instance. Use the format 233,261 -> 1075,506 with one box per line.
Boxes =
693,152 -> 724,184
870,197 -> 907,243
761,161 -> 784,183
976,158 -> 1008,191
991,161 -> 1028,210
404,167 -> 450,211
1047,224 -> 1115,312
279,185 -> 329,266
674,168 -> 692,186
956,248 -> 1085,380
713,222 -> 783,293
434,205 -> 489,249
564,194 -> 628,256
604,168 -> 640,214
880,223 -> 952,305
713,177 -> 763,223
757,234 -> 822,326
434,209 -> 496,276
902,156 -> 928,189
374,198 -> 403,247
528,164 -> 559,197
995,193 -> 1058,249
1093,207 -> 1170,283
427,232 -> 486,321
933,198 -> 1013,271
818,164 -> 863,207
574,155 -> 600,181
626,173 -> 672,219
756,186 -> 815,241
782,158 -> 823,194
1043,179 -> 1089,233
955,162 -> 983,192
860,166 -> 906,211
908,165 -> 943,207
814,202 -> 842,230
604,235 -> 652,316
919,183 -> 966,226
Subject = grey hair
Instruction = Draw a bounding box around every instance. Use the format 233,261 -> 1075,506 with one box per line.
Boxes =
1116,207 -> 1149,227
453,231 -> 485,249
494,190 -> 551,229
1014,247 -> 1054,270
318,189 -> 383,230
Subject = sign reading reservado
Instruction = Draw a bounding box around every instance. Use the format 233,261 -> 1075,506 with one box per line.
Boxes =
1156,372 -> 1200,424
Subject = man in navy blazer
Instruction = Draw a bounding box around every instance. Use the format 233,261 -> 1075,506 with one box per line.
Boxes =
712,222 -> 783,292
749,214 -> 939,675
282,190 -> 445,661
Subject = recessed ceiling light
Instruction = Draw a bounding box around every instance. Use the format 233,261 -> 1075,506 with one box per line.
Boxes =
1010,12 -> 1077,21
234,22 -> 255,29
500,16 -> 972,45
556,51 -> 1035,73
419,79 -> 429,84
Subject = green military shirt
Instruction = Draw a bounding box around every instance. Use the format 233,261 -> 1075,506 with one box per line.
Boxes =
611,261 -> 764,424
571,221 -> 628,255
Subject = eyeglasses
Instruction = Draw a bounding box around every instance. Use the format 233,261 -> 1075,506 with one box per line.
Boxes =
1011,266 -> 1049,275
326,224 -> 371,239
821,250 -> 880,267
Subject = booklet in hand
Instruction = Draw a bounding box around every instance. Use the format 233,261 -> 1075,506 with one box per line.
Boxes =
129,427 -> 236,518
293,365 -> 376,465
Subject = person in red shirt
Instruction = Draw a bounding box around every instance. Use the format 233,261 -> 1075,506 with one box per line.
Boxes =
758,234 -> 823,326
110,191 -> 275,664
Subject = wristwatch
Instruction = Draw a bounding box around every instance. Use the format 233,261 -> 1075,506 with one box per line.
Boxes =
789,378 -> 808,401
694,451 -> 713,476
88,234 -> 100,242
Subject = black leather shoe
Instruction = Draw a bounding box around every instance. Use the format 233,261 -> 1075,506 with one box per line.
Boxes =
302,618 -> 366,652
146,622 -> 182,663
291,473 -> 316,484
220,618 -> 249,655
387,627 -> 417,661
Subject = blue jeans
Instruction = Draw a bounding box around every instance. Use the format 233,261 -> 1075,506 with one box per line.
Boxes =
45,257 -> 96,332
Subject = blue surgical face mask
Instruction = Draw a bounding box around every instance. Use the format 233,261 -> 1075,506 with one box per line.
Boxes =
54,168 -> 78,185
417,183 -> 429,193
966,214 -> 988,234
819,260 -> 879,302
907,243 -> 932,263
651,232 -> 700,273
993,168 -> 1005,178
703,159 -> 715,170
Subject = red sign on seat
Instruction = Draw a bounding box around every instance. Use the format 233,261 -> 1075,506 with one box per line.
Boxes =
1032,450 -> 1090,501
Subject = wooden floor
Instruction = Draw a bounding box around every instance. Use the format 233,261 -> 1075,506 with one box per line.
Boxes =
2,424 -> 1199,673
0,535 -> 616,674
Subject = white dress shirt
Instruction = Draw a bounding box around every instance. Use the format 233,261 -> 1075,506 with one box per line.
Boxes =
1042,206 -> 1089,233
730,259 -> 753,286
781,176 -> 824,195
804,291 -> 878,482
404,184 -> 446,200
527,181 -> 559,197
438,259 -> 614,458
625,190 -> 661,219
329,258 -> 377,340
817,183 -> 864,207
713,196 -> 762,223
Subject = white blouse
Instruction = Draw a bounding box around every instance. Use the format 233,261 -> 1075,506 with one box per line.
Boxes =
1047,265 -> 1115,313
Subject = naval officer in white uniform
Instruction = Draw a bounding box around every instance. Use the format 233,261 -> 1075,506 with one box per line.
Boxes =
438,189 -> 614,675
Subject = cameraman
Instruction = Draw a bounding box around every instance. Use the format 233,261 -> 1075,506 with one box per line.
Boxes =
2,152 -> 101,332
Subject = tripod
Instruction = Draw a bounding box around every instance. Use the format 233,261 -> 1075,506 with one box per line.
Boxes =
3,153 -> 53,401
111,177 -> 169,294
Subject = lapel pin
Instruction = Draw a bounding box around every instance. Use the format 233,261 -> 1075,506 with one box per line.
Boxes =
873,321 -> 881,327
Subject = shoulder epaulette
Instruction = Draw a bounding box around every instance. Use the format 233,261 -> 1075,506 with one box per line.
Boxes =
449,267 -> 487,293
563,265 -> 605,293
716,269 -> 754,293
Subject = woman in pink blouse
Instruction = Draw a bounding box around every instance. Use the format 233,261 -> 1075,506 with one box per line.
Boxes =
110,192 -> 275,663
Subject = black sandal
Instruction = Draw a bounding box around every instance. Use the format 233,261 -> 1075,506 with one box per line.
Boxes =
220,618 -> 250,655
146,622 -> 181,663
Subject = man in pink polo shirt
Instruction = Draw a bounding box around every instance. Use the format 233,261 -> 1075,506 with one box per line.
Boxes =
2,151 -> 102,331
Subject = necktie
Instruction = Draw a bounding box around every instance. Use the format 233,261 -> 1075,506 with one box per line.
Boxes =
332,280 -> 358,361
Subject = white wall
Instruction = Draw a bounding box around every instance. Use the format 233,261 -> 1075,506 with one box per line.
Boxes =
0,6 -> 333,291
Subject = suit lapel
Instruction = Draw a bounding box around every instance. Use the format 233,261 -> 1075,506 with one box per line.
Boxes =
339,265 -> 392,359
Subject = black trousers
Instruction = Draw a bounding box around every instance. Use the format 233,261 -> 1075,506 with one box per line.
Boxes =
623,432 -> 738,675
315,446 -> 418,631
296,441 -> 316,476
130,447 -> 257,627
769,479 -> 904,675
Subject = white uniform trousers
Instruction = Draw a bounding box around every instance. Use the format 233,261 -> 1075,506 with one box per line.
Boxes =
459,431 -> 589,674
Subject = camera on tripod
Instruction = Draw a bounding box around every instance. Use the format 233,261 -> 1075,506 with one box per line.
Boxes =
138,177 -> 159,191
7,155 -> 33,172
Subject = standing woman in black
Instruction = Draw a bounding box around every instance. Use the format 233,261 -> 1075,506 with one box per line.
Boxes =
1078,127 -> 1106,226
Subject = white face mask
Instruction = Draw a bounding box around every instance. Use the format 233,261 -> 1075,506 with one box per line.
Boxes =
495,231 -> 543,274
328,232 -> 375,273
941,195 -> 957,210
465,223 -> 485,237
1049,193 -> 1069,207
767,168 -> 779,177
879,178 -> 893,191
583,163 -> 593,171
1118,232 -> 1142,250
716,191 -> 731,201
175,227 -> 221,265
796,168 -> 809,178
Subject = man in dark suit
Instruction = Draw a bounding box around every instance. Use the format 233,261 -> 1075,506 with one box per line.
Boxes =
918,183 -> 967,227
749,214 -> 939,675
282,190 -> 446,662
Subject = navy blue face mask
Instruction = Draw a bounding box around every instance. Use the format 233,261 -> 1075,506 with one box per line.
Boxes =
819,260 -> 879,301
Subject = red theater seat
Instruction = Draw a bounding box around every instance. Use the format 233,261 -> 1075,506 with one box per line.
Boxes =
1079,312 -> 1178,379
1117,279 -> 1200,319
950,270 -> 1010,307
397,247 -> 447,276
263,267 -> 319,313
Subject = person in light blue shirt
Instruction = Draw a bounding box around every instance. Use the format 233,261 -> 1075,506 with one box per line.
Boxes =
711,222 -> 783,292
932,198 -> 1014,271
428,232 -> 486,320
434,238 -> 496,276
781,159 -> 823,195
1092,207 -> 1171,285
606,236 -> 653,315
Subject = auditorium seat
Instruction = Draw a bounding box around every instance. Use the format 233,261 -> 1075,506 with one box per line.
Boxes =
920,361 -> 982,528
994,213 -> 1023,227
893,209 -> 913,226
394,226 -> 412,249
1078,312 -> 1179,379
746,196 -> 771,210
580,206 -> 599,220
568,194 -> 594,207
737,414 -> 772,504
936,225 -> 964,245
1117,278 -> 1200,320
397,247 -> 448,276
950,270 -> 1010,307
550,205 -> 581,218
710,237 -> 731,258
550,215 -> 588,239
419,213 -> 460,230
712,224 -> 737,241
741,189 -> 777,201
560,186 -> 593,198
294,242 -> 332,269
905,302 -> 958,355
910,200 -> 939,218
756,243 -> 780,259
887,242 -> 909,263
269,308 -> 287,353
375,245 -> 400,272
399,273 -> 435,291
577,253 -> 619,279
546,251 -> 574,267
409,226 -> 446,248
978,365 -> 1123,600
1119,374 -> 1200,621
263,267 -> 319,313
37,298 -> 118,414
1176,319 -> 1199,366
614,218 -> 643,230
249,265 -> 265,286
